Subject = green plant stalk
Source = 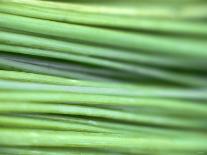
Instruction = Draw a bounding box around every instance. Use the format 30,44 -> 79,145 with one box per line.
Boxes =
0,70 -> 133,88
0,146 -> 202,155
0,101 -> 206,129
0,69 -> 194,90
1,49 -> 207,87
0,146 -> 119,155
0,113 -> 165,137
0,31 -> 196,69
0,70 -> 206,92
2,55 -> 143,82
0,53 -> 137,82
2,0 -> 207,18
23,113 -> 206,138
0,89 -> 207,109
0,115 -> 111,133
1,40 -> 206,72
0,58 -> 113,81
0,79 -> 186,97
0,2 -> 207,36
0,13 -> 207,58
0,129 -> 206,153
1,81 -> 207,119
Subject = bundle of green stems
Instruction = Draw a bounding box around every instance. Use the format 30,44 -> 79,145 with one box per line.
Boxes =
0,0 -> 206,154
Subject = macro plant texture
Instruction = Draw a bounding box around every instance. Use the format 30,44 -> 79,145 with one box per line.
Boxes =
0,0 -> 207,155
